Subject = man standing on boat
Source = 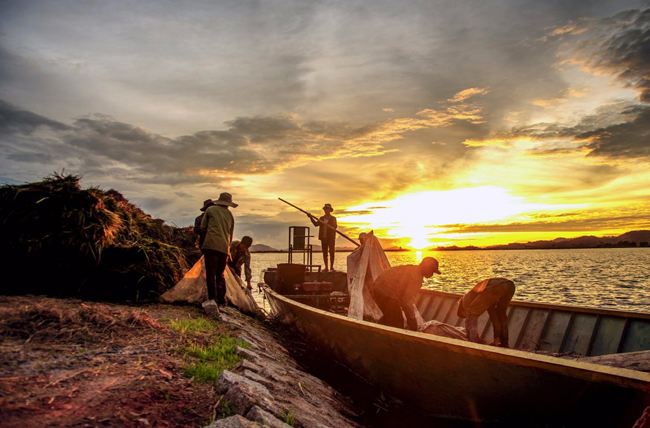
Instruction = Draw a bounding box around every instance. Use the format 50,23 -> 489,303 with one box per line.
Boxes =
457,278 -> 515,347
308,203 -> 337,272
200,192 -> 237,317
369,257 -> 441,330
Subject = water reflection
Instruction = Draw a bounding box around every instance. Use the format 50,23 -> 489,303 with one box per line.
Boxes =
251,248 -> 650,313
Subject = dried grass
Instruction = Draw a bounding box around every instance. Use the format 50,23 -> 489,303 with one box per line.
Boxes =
0,301 -> 163,343
0,174 -> 199,302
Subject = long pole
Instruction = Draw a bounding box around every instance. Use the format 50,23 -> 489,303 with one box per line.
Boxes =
278,198 -> 360,247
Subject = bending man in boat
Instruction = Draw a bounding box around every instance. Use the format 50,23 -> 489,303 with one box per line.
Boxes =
457,278 -> 515,347
369,257 -> 441,330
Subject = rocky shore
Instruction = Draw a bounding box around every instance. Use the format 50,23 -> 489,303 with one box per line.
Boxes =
0,296 -> 358,427
208,309 -> 359,428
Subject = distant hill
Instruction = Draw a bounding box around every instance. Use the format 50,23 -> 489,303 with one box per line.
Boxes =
250,244 -> 280,252
435,230 -> 650,251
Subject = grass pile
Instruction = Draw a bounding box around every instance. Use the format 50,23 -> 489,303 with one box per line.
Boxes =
0,174 -> 199,302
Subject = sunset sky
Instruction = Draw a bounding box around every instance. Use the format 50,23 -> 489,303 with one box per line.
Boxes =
1,1 -> 649,249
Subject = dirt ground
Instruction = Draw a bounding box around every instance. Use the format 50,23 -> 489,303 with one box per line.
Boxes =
0,295 -> 238,428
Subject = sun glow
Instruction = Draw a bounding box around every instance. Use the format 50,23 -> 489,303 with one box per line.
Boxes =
342,187 -> 550,249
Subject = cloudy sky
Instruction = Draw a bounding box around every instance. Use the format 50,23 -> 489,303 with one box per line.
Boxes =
1,0 -> 649,248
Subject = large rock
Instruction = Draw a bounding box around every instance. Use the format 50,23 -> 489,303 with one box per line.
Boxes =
204,415 -> 262,428
246,406 -> 292,428
236,346 -> 260,361
216,370 -> 269,395
217,370 -> 281,416
210,307 -> 359,427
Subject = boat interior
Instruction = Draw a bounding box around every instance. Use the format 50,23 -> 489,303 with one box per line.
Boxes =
263,264 -> 650,358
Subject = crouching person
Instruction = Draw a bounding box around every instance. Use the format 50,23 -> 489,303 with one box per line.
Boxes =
370,257 -> 441,330
457,278 -> 515,347
228,236 -> 253,290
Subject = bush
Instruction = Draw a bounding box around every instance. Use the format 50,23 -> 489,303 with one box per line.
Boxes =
0,174 -> 197,302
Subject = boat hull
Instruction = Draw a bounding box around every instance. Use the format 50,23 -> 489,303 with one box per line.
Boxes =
265,287 -> 650,425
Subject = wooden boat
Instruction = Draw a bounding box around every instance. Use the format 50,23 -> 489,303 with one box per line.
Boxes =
262,268 -> 650,426
416,288 -> 650,356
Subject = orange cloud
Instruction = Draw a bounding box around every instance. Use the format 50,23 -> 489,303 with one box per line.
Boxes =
531,87 -> 587,108
448,87 -> 489,103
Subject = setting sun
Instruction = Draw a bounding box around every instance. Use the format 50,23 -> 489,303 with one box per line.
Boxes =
341,187 -> 559,249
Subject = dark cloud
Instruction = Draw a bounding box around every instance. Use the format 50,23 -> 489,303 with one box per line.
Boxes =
578,105 -> 650,158
65,116 -> 267,177
6,152 -> 53,163
1,0 -> 640,134
559,8 -> 650,101
0,100 -> 400,187
0,99 -> 70,134
480,102 -> 650,160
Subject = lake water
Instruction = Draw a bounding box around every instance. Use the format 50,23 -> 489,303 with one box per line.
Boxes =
250,248 -> 650,313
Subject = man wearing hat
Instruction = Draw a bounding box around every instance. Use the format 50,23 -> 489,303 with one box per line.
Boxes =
309,203 -> 337,272
194,199 -> 213,247
369,257 -> 441,330
200,192 -> 238,317
457,278 -> 515,347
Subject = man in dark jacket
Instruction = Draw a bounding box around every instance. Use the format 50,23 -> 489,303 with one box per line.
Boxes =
309,203 -> 337,272
194,199 -> 213,247
200,192 -> 237,317
457,278 -> 515,347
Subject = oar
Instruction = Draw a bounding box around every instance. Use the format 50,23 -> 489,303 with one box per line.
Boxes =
278,198 -> 360,247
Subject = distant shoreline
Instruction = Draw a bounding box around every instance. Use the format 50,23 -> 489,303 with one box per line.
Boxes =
251,230 -> 650,253
432,244 -> 649,251
251,248 -> 410,253
251,245 -> 650,254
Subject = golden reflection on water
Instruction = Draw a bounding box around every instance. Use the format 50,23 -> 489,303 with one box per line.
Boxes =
251,248 -> 650,312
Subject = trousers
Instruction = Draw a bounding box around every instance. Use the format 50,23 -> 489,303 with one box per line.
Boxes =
463,281 -> 515,346
203,249 -> 227,304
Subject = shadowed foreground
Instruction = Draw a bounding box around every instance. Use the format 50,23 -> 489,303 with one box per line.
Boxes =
0,296 -> 358,427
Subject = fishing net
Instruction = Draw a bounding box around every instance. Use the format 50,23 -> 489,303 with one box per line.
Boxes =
418,320 -> 468,340
161,256 -> 260,315
346,231 -> 389,321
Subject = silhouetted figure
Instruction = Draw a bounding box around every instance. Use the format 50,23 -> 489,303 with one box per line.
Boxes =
370,257 -> 441,330
229,236 -> 253,290
309,203 -> 337,272
457,278 -> 515,347
200,192 -> 237,317
194,199 -> 213,247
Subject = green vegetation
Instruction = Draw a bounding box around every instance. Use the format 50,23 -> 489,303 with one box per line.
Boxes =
218,399 -> 235,418
283,410 -> 295,426
183,335 -> 247,383
169,317 -> 215,334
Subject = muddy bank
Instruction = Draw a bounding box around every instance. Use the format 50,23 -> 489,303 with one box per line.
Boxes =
0,296 -> 358,427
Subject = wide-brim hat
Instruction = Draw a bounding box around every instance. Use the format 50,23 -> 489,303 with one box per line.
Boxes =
200,199 -> 213,211
214,192 -> 238,208
323,203 -> 333,211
